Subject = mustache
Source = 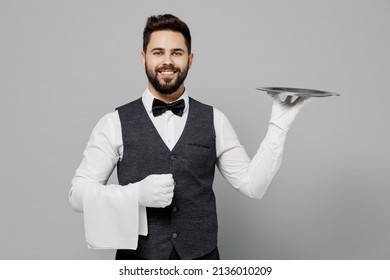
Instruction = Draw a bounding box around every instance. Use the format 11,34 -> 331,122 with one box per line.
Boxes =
156,66 -> 180,72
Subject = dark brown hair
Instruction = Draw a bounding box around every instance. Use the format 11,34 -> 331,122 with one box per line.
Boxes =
143,14 -> 191,53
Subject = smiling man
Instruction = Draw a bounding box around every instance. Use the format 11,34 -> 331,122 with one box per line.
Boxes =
70,14 -> 310,260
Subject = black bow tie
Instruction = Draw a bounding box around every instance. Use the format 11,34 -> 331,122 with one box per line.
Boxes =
152,98 -> 185,117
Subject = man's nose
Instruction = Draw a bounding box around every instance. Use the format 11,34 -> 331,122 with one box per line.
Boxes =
162,53 -> 173,65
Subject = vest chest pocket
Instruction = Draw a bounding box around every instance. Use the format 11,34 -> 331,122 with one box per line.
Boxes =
185,142 -> 216,178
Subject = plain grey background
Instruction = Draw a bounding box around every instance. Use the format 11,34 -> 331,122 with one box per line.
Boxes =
1,0 -> 389,259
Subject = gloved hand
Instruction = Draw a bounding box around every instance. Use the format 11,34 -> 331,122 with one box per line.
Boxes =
137,174 -> 175,208
268,93 -> 312,131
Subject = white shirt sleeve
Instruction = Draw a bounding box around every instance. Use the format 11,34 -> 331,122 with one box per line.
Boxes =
69,112 -> 146,249
215,108 -> 287,199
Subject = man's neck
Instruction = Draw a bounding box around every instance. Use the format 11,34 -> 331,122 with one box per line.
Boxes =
148,84 -> 185,103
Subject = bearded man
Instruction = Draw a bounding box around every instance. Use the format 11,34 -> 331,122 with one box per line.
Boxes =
70,14 -> 310,260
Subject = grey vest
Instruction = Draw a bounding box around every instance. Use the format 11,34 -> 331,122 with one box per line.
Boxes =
116,97 -> 218,259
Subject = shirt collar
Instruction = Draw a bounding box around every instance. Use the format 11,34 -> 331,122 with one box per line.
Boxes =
142,88 -> 189,115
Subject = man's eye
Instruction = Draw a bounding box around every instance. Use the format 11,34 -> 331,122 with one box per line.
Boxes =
153,51 -> 163,55
172,52 -> 183,56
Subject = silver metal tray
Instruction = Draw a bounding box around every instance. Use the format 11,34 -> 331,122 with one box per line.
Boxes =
256,87 -> 340,97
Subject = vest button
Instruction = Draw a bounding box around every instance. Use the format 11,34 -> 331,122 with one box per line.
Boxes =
172,206 -> 177,212
172,233 -> 178,239
170,155 -> 177,161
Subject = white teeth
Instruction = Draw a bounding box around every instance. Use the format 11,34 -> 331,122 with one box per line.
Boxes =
161,71 -> 174,75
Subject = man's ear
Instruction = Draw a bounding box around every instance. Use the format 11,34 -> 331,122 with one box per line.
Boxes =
188,52 -> 194,69
141,51 -> 146,68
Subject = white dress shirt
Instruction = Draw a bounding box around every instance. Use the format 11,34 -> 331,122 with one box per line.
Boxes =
70,88 -> 287,249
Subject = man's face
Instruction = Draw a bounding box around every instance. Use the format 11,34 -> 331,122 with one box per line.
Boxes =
142,30 -> 193,96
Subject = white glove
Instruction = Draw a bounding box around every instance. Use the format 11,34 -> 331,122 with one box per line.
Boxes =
269,93 -> 311,131
137,174 -> 175,208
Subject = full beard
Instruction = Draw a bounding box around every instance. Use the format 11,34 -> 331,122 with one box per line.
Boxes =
145,63 -> 189,95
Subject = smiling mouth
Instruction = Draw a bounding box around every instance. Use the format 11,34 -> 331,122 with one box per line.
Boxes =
159,70 -> 176,77
157,66 -> 179,78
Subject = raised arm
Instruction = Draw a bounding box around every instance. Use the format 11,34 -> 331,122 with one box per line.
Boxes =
216,94 -> 311,199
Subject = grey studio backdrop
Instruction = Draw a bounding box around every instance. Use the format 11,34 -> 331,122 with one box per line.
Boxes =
1,0 -> 389,260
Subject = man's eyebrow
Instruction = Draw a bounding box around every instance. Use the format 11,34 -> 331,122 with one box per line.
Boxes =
150,48 -> 186,52
150,48 -> 165,52
171,48 -> 185,52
